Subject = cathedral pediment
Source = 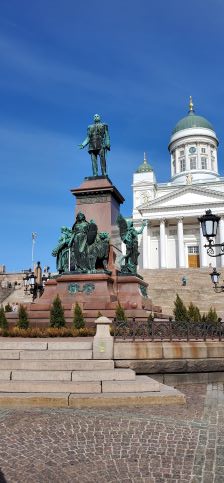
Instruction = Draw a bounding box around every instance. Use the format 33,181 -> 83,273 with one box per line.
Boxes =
137,185 -> 224,211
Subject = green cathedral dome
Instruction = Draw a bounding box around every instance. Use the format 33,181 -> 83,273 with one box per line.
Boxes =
136,153 -> 153,173
172,97 -> 214,135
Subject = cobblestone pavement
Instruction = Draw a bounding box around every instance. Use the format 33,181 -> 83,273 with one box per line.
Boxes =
0,383 -> 224,483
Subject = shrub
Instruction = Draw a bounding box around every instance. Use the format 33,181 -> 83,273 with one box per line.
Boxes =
173,294 -> 188,322
17,305 -> 29,329
206,307 -> 218,324
0,326 -> 96,337
4,303 -> 12,312
0,306 -> 8,329
115,302 -> 127,321
188,302 -> 201,323
201,313 -> 207,324
50,294 -> 66,328
73,302 -> 85,329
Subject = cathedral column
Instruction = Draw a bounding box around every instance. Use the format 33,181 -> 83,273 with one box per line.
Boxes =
143,222 -> 150,269
199,223 -> 208,267
177,217 -> 185,267
219,216 -> 224,268
159,219 -> 166,268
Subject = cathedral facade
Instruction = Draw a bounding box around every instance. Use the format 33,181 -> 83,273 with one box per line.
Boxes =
133,98 -> 224,270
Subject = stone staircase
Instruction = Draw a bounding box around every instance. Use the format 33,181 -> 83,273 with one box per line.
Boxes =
0,338 -> 185,407
2,284 -> 32,306
0,286 -> 15,304
140,268 -> 224,319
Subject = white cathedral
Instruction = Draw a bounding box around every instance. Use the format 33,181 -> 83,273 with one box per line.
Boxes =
133,98 -> 224,270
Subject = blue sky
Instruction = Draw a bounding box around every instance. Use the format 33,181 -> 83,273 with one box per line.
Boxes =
1,0 -> 224,272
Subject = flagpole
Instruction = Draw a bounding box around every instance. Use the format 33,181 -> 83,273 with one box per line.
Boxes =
31,232 -> 37,270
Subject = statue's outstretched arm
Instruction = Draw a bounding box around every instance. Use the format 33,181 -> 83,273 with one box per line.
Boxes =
79,128 -> 90,149
79,137 -> 89,149
135,221 -> 147,235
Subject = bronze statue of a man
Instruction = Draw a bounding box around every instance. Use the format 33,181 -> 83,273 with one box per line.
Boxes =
79,114 -> 110,176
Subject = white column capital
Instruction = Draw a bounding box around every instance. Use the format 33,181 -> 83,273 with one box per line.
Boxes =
176,216 -> 184,222
159,218 -> 166,225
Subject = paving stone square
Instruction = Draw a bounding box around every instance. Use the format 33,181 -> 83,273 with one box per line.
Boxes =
0,383 -> 223,482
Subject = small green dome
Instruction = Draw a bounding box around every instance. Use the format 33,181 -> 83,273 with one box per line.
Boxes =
136,153 -> 153,173
172,97 -> 214,135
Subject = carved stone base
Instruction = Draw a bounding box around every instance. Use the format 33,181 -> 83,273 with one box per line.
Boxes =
10,272 -> 162,327
116,275 -> 152,311
40,273 -> 116,307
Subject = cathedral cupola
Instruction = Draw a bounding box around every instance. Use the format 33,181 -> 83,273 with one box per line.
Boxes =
135,152 -> 153,173
168,97 -> 219,184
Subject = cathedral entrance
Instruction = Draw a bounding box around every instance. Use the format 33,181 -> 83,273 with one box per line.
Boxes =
188,246 -> 200,268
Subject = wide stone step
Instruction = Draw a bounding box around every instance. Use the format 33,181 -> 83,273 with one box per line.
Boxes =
11,370 -> 72,381
102,376 -> 160,393
0,380 -> 101,393
0,370 -> 11,380
69,385 -> 185,407
19,350 -> 92,360
0,384 -> 186,408
0,337 -> 93,351
47,340 -> 93,350
0,340 -> 93,351
0,351 -> 20,360
71,369 -> 135,382
0,360 -> 114,371
10,368 -> 135,382
0,341 -> 48,350
0,392 -> 70,407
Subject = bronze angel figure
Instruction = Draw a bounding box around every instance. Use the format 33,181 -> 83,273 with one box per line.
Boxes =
117,214 -> 146,274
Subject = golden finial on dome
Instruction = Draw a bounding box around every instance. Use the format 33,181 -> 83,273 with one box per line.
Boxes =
189,96 -> 194,113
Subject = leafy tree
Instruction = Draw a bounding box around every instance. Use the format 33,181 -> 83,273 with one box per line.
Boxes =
0,306 -> 8,329
173,294 -> 188,322
115,302 -> 127,321
188,302 -> 201,323
4,303 -> 12,313
50,295 -> 66,328
17,305 -> 29,329
73,302 -> 85,329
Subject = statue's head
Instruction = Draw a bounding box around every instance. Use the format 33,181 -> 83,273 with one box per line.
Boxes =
76,212 -> 86,222
94,114 -> 101,123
